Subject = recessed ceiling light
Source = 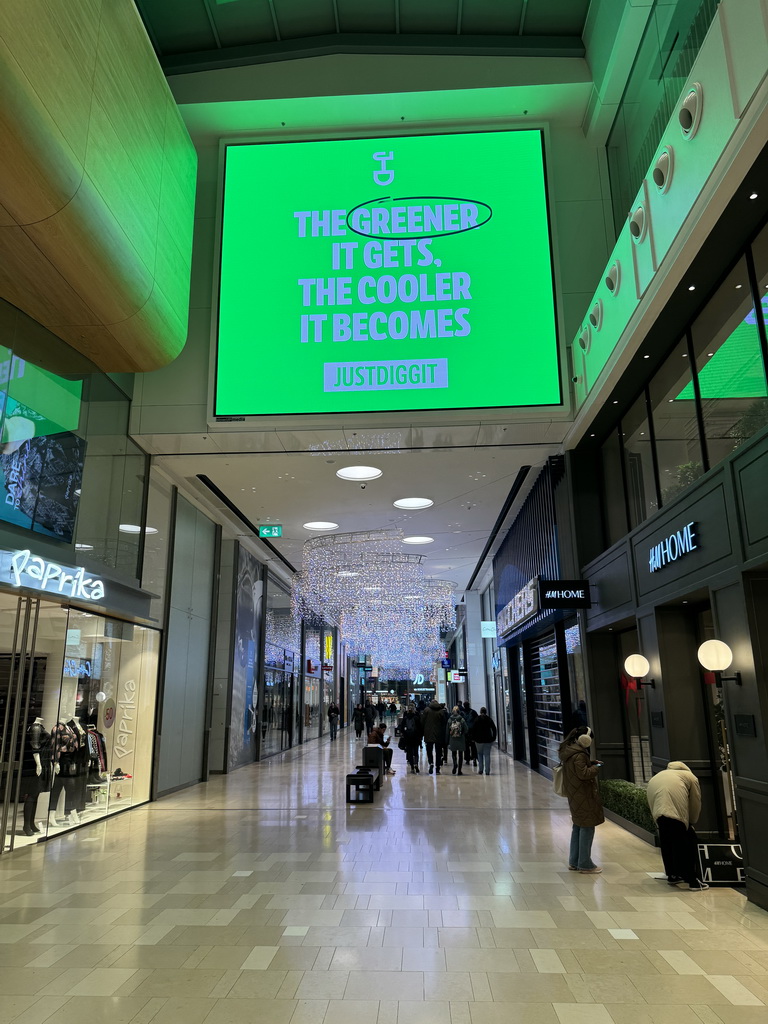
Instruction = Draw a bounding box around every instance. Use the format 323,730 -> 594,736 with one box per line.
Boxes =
403,536 -> 434,545
403,594 -> 421,600
643,354 -> 650,359
749,192 -> 758,199
612,400 -> 618,404
336,571 -> 359,577
303,521 -> 338,531
393,497 -> 433,510
336,466 -> 382,481
75,543 -> 94,551
119,524 -> 158,535
688,285 -> 696,291
736,284 -> 743,289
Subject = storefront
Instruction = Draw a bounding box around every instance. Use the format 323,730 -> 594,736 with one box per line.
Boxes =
0,547 -> 158,854
493,458 -> 588,775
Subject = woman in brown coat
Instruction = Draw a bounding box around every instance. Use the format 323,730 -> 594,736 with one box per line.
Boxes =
558,725 -> 604,874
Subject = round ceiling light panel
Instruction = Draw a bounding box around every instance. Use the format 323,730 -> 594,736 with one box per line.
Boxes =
393,497 -> 434,510
335,466 -> 382,481
302,521 -> 338,531
402,536 -> 435,545
118,524 -> 158,535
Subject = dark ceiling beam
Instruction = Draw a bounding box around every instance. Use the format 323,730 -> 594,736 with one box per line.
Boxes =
519,0 -> 530,36
160,32 -> 585,75
200,0 -> 222,50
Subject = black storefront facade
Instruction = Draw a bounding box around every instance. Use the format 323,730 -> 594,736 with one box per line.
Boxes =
582,426 -> 768,910
493,458 -> 589,775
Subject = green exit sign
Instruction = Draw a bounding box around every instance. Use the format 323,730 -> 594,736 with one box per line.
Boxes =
258,525 -> 282,538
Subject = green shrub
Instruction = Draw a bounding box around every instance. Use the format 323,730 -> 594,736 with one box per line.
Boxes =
600,779 -> 657,834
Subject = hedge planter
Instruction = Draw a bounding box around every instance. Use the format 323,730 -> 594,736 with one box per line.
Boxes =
600,779 -> 659,847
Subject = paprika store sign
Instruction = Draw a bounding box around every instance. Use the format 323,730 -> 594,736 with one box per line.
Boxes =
0,548 -> 106,601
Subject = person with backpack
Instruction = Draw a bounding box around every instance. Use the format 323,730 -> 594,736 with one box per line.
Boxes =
421,699 -> 446,774
462,701 -> 479,766
446,706 -> 468,775
471,707 -> 497,775
399,703 -> 423,773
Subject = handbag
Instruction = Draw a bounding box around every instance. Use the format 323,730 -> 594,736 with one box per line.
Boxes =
398,736 -> 407,750
552,763 -> 566,796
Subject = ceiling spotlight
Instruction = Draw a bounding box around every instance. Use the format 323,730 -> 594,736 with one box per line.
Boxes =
688,285 -> 696,291
303,521 -> 338,531
119,524 -> 158,535
335,571 -> 359,578
749,192 -> 758,200
402,536 -> 434,545
393,497 -> 434,510
643,354 -> 650,359
336,466 -> 382,481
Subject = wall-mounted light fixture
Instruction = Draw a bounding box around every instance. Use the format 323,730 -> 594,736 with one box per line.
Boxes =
624,654 -> 655,688
697,639 -> 741,684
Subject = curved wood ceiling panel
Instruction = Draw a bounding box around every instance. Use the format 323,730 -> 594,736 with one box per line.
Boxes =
0,0 -> 196,371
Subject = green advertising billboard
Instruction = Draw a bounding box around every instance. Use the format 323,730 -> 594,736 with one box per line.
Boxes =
215,130 -> 560,416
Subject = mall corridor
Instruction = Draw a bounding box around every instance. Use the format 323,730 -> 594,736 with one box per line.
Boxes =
0,733 -> 766,1024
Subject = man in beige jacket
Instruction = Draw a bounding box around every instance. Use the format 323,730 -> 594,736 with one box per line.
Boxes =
646,761 -> 707,891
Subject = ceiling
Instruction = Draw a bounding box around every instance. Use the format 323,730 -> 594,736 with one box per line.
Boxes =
156,437 -> 564,591
135,0 -> 590,70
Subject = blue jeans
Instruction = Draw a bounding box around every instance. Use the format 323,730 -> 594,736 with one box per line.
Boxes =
569,824 -> 596,870
476,742 -> 492,773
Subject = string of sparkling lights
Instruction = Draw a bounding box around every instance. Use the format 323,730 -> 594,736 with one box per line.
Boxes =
291,529 -> 455,673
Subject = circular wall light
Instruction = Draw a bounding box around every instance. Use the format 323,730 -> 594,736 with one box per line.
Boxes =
577,325 -> 592,354
303,521 -> 338,531
629,204 -> 647,243
624,654 -> 650,677
589,299 -> 603,332
393,497 -> 434,510
679,83 -> 703,139
118,524 -> 158,535
653,146 -> 674,194
336,466 -> 382,481
697,639 -> 732,672
402,536 -> 434,545
95,691 -> 107,703
605,261 -> 621,296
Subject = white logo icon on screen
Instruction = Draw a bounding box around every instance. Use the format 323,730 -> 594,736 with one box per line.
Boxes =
373,151 -> 394,186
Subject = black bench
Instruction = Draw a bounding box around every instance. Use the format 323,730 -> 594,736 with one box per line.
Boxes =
346,767 -> 380,803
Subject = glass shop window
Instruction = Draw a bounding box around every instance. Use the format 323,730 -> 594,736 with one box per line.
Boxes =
601,429 -> 628,545
648,338 -> 705,504
622,393 -> 657,529
690,256 -> 768,468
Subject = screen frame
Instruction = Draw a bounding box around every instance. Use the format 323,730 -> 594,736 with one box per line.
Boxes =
211,127 -> 564,421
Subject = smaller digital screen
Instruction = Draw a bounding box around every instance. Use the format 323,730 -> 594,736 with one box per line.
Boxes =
0,430 -> 85,542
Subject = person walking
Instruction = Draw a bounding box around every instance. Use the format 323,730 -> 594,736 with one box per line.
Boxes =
376,699 -> 387,724
446,706 -> 468,775
471,707 -> 497,775
327,701 -> 340,741
352,703 -> 365,739
646,761 -> 708,891
421,699 -> 446,774
399,703 -> 423,773
438,703 -> 449,769
364,700 -> 376,734
462,701 -> 479,766
558,725 -> 604,873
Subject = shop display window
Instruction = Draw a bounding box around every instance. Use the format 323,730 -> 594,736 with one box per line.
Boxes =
622,393 -> 658,529
262,576 -> 299,757
1,596 -> 158,853
691,257 -> 768,468
648,337 -> 705,505
303,625 -> 321,741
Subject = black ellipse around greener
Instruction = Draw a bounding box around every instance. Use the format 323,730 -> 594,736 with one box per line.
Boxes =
346,196 -> 493,240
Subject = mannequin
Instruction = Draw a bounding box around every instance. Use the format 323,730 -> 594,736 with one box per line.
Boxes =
49,718 -> 78,827
20,717 -> 52,836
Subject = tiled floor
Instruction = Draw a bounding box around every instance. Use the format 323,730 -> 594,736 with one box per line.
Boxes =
1,730 -> 767,1024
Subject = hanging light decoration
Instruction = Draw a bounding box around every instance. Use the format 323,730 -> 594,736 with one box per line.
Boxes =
291,529 -> 455,672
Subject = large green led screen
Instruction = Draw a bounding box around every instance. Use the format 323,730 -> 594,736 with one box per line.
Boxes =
215,130 -> 560,416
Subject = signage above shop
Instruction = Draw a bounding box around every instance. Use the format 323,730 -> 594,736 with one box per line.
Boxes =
496,577 -> 539,638
538,580 -> 591,609
1,549 -> 105,601
480,620 -> 497,638
648,521 -> 697,573
258,524 -> 283,538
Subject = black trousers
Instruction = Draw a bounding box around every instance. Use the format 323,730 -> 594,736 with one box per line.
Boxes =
425,741 -> 442,767
657,816 -> 699,884
451,750 -> 464,771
